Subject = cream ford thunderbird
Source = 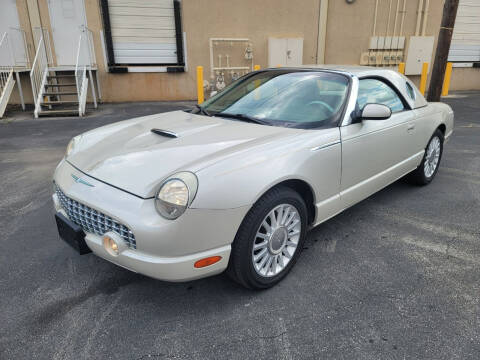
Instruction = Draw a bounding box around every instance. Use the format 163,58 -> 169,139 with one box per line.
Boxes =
53,66 -> 453,289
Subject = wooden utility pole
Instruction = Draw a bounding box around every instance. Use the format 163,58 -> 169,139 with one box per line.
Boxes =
427,0 -> 460,101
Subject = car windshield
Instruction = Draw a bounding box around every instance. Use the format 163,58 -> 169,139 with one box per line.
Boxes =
199,70 -> 350,129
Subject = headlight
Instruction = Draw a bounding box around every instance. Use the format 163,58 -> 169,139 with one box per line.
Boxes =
65,136 -> 79,157
155,172 -> 198,220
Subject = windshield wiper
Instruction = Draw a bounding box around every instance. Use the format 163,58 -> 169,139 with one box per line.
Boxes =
193,104 -> 211,117
214,112 -> 270,125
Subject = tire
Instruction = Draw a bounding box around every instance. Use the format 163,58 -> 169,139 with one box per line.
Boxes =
407,129 -> 444,185
227,186 -> 308,290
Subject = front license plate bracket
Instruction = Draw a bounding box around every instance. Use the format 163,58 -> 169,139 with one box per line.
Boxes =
55,213 -> 92,255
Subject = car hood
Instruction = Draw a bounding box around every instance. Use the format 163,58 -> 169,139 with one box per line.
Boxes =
67,111 -> 299,198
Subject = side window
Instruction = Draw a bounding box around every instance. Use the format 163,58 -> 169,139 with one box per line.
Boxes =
357,79 -> 405,113
405,81 -> 416,100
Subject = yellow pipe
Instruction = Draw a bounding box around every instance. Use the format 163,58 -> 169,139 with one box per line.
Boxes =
253,64 -> 260,71
398,62 -> 405,74
442,62 -> 453,97
196,66 -> 204,104
419,62 -> 428,95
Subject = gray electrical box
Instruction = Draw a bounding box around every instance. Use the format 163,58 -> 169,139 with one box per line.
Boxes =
405,36 -> 435,75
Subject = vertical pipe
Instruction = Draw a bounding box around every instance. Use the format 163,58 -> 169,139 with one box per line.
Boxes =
385,0 -> 393,45
392,0 -> 400,41
442,62 -> 453,96
415,0 -> 424,36
390,0 -> 401,64
422,0 -> 430,36
398,62 -> 405,74
399,0 -> 407,36
196,66 -> 204,104
369,0 -> 380,65
380,0 -> 392,65
209,39 -> 214,80
382,0 -> 393,66
316,0 -> 329,64
373,0 -> 379,37
398,0 -> 407,65
420,62 -> 429,95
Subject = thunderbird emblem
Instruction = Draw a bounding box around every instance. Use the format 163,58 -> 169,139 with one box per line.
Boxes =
71,174 -> 94,187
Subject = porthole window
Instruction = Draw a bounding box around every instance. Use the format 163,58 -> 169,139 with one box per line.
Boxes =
406,82 -> 416,100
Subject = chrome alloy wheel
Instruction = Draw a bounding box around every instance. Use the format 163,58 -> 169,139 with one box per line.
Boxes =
424,136 -> 441,178
252,204 -> 302,277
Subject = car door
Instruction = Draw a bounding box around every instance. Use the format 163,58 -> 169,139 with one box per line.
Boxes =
340,78 -> 418,208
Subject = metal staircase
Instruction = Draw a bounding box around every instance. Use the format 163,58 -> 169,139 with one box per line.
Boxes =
39,72 -> 81,116
30,27 -> 98,118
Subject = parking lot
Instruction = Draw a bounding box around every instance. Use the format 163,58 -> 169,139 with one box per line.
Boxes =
0,94 -> 479,359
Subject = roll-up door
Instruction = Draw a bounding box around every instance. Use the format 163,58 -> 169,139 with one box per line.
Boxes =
106,0 -> 182,65
448,0 -> 480,63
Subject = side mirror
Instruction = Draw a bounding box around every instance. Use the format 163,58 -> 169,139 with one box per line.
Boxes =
360,103 -> 392,120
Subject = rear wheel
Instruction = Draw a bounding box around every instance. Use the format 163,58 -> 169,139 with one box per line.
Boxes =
227,186 -> 308,289
408,129 -> 444,185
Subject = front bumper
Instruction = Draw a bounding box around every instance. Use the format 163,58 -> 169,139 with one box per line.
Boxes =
53,160 -> 250,281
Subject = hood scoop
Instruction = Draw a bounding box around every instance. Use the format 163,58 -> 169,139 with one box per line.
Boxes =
151,128 -> 178,138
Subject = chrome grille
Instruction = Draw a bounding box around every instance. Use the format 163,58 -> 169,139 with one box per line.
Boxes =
55,185 -> 136,249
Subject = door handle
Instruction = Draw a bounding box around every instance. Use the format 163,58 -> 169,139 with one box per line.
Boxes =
407,124 -> 415,132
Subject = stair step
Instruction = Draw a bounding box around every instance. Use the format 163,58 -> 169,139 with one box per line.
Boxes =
43,91 -> 78,96
47,75 -> 75,78
45,83 -> 76,87
38,109 -> 79,116
41,100 -> 78,105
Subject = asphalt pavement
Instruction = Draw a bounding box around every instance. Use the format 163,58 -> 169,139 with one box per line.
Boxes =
0,96 -> 479,359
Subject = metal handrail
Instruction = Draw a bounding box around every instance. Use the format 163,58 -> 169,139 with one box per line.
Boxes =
30,35 -> 49,116
75,31 -> 89,115
1,33 -> 14,99
33,27 -> 53,66
81,25 -> 97,68
0,32 -> 15,67
0,67 -> 14,101
8,27 -> 30,69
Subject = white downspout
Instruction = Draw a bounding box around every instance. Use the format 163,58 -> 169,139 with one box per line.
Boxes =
421,0 -> 430,36
372,0 -> 379,59
383,0 -> 393,66
415,0 -> 424,36
316,0 -> 329,64
390,0 -> 400,64
399,0 -> 407,37
209,38 -> 214,81
373,0 -> 379,37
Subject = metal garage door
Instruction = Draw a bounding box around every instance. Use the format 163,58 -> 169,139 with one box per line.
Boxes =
448,0 -> 480,63
107,0 -> 181,65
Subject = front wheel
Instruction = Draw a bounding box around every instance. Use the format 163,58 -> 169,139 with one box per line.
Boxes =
407,129 -> 444,185
227,186 -> 308,289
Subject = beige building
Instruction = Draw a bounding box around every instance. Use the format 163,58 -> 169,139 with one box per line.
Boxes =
1,0 -> 479,116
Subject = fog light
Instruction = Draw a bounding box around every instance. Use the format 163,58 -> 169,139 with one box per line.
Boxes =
194,256 -> 222,268
103,234 -> 120,256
